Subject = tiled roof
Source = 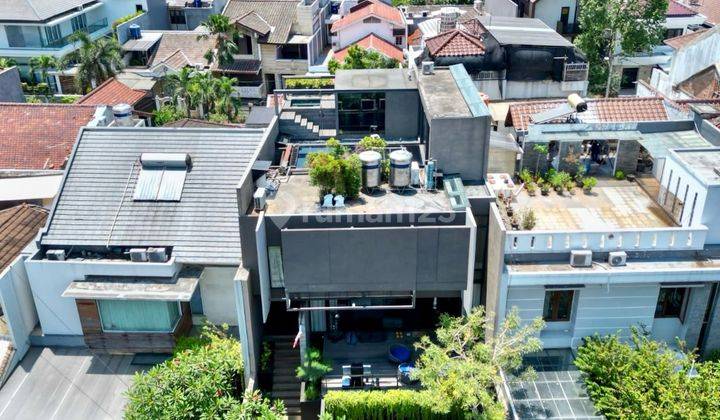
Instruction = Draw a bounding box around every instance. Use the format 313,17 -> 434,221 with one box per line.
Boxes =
0,103 -> 97,170
408,28 -> 422,46
689,0 -> 720,25
334,34 -> 404,62
0,0 -> 92,22
426,29 -> 485,57
667,0 -> 699,16
508,97 -> 670,131
211,59 -> 262,74
234,11 -> 272,35
676,63 -> 720,99
331,0 -> 404,33
664,28 -> 708,49
224,0 -> 299,44
77,78 -> 148,106
0,204 -> 48,273
147,31 -> 217,70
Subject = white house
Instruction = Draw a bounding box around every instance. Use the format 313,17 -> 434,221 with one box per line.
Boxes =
330,0 -> 406,52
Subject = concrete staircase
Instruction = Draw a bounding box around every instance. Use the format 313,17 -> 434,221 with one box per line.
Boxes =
268,335 -> 302,418
279,111 -> 337,140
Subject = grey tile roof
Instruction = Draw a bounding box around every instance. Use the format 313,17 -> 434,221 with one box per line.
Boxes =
476,16 -> 573,47
147,31 -> 217,69
0,0 -> 93,22
235,11 -> 272,35
224,0 -> 299,44
41,127 -> 270,265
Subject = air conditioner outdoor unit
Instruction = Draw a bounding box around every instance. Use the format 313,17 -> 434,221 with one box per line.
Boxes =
147,247 -> 168,263
254,187 -> 267,211
129,248 -> 148,262
570,250 -> 592,267
608,251 -> 627,267
421,61 -> 434,75
46,249 -> 66,261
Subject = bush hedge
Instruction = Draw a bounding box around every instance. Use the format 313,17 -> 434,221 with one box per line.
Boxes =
323,389 -> 464,420
575,331 -> 720,419
284,77 -> 334,89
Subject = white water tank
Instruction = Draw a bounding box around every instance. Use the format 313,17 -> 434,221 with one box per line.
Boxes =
358,150 -> 382,189
389,149 -> 413,188
112,103 -> 134,126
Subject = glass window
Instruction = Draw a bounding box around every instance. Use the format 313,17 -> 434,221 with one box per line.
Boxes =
44,25 -> 62,44
71,14 -> 87,32
169,10 -> 186,25
543,290 -> 574,322
98,300 -> 181,332
395,36 -> 403,46
655,288 -> 688,320
268,246 -> 285,288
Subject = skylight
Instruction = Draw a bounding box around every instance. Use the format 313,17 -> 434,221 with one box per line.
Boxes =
133,153 -> 190,201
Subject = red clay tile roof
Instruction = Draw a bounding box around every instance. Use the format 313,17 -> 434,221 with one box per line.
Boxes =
331,0 -> 404,33
508,97 -> 670,131
689,0 -> 720,25
426,29 -> 485,57
77,78 -> 148,107
664,28 -> 708,49
0,204 -> 48,272
334,33 -> 404,61
408,27 -> 422,47
667,0 -> 699,16
0,103 -> 97,170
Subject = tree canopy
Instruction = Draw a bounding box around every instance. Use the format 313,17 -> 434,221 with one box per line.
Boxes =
328,45 -> 399,74
68,31 -> 123,93
575,0 -> 667,95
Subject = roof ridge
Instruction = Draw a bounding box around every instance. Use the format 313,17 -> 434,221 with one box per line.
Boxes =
0,102 -> 97,108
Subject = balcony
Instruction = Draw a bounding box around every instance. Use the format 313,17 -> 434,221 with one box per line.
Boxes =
233,82 -> 265,99
42,18 -> 109,49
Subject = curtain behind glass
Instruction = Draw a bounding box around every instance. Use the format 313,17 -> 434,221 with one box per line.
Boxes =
98,300 -> 180,332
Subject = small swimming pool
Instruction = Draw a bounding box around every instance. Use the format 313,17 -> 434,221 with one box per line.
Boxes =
295,146 -> 328,168
289,98 -> 321,107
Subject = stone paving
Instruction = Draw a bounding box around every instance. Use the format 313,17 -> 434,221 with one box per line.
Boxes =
512,179 -> 674,231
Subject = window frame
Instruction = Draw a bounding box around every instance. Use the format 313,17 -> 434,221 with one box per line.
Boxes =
542,290 -> 575,322
655,287 -> 689,321
97,300 -> 183,333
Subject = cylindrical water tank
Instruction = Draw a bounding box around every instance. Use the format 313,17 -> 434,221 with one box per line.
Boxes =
389,149 -> 413,188
112,103 -> 134,127
128,24 -> 141,40
358,150 -> 382,189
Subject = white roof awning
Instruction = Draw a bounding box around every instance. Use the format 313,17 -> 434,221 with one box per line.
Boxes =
62,267 -> 202,301
0,175 -> 62,202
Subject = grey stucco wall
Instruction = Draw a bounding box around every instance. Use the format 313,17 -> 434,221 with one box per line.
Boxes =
428,115 -> 491,181
615,140 -> 640,176
684,285 -> 712,350
484,204 -> 507,333
385,91 -> 420,140
280,226 -> 471,294
116,12 -> 153,45
0,67 -> 24,103
145,0 -> 170,29
702,284 -> 720,357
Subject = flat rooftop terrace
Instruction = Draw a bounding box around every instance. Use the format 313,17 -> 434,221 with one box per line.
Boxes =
262,174 -> 454,215
673,148 -> 720,186
511,179 -> 675,231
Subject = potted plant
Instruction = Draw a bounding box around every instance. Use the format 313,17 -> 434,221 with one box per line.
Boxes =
519,168 -> 534,185
258,341 -> 274,391
296,347 -> 332,418
550,171 -> 571,195
566,181 -> 576,195
614,170 -> 626,180
583,176 -> 597,194
521,209 -> 537,230
540,182 -> 550,196
511,215 -> 520,230
575,164 -> 587,187
526,181 -> 537,196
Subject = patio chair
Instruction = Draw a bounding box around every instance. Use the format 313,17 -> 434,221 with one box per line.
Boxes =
322,194 -> 334,208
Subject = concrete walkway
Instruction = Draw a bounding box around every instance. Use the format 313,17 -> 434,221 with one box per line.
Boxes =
0,347 -> 145,420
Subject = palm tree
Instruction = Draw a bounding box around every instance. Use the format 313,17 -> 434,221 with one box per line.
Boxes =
29,55 -> 57,88
69,31 -> 123,93
213,76 -> 241,121
198,14 -> 240,66
0,57 -> 17,69
165,67 -> 196,117
189,71 -> 216,118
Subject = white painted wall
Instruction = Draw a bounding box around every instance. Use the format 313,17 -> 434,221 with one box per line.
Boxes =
199,266 -> 240,325
24,256 -> 179,336
668,29 -> 720,86
659,152 -> 711,232
101,0 -> 149,23
532,0 -> 576,33
0,253 -> 39,351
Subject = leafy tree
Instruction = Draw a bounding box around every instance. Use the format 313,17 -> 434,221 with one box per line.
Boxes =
575,0 -> 667,96
328,45 -> 399,74
532,144 -> 548,175
198,14 -> 240,66
29,55 -> 57,95
165,67 -> 196,117
0,57 -> 17,69
68,31 -> 123,93
356,135 -> 387,152
213,76 -> 242,121
307,139 -> 362,199
575,330 -> 720,419
153,104 -> 184,126
189,71 -> 217,118
412,307 -> 544,417
296,347 -> 332,400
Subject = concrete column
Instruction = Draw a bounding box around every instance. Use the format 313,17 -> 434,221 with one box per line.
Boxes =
684,285 -> 712,350
701,283 -> 720,357
615,139 -> 641,175
234,267 -> 257,386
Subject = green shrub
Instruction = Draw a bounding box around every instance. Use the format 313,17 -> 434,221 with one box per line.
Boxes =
153,104 -> 183,126
112,10 -> 144,31
324,389 -> 463,419
307,139 -> 362,199
582,176 -> 597,191
285,77 -> 334,89
575,331 -> 720,419
519,168 -> 534,185
296,347 -> 332,401
124,325 -> 244,419
706,348 -> 720,363
614,169 -> 626,180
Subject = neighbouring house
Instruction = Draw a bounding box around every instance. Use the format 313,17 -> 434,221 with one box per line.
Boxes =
515,0 -> 580,36
124,29 -> 217,75
24,123 -> 277,355
0,0 -> 151,91
223,0 -> 332,92
333,33 -> 404,62
678,0 -> 720,27
0,204 -> 49,384
165,0 -> 229,30
77,77 -> 155,118
330,0 -> 406,60
420,16 -> 589,100
0,103 -> 107,209
0,67 -> 24,103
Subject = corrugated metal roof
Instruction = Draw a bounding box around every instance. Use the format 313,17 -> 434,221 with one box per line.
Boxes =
41,127 -> 270,265
476,16 -> 573,47
638,130 -> 713,159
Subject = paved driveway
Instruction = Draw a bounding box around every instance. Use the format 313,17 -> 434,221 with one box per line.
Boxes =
0,347 -> 145,420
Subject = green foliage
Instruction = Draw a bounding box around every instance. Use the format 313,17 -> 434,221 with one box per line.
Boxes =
164,70 -> 243,122
519,168 -> 534,185
124,324 -> 246,419
582,176 -> 598,190
260,341 -> 273,371
153,104 -> 184,126
549,171 -> 572,191
575,0 -> 667,95
307,139 -> 362,199
706,349 -> 720,363
224,390 -> 286,419
413,307 -> 544,417
614,169 -> 626,180
29,55 -> 57,87
284,77 -> 335,89
575,331 -> 720,419
324,389 -> 464,419
0,57 -> 17,69
68,31 -> 123,93
521,209 -> 537,230
199,14 -> 240,66
295,347 -> 332,400
112,10 -> 144,31
357,135 -> 387,152
328,45 -> 399,74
